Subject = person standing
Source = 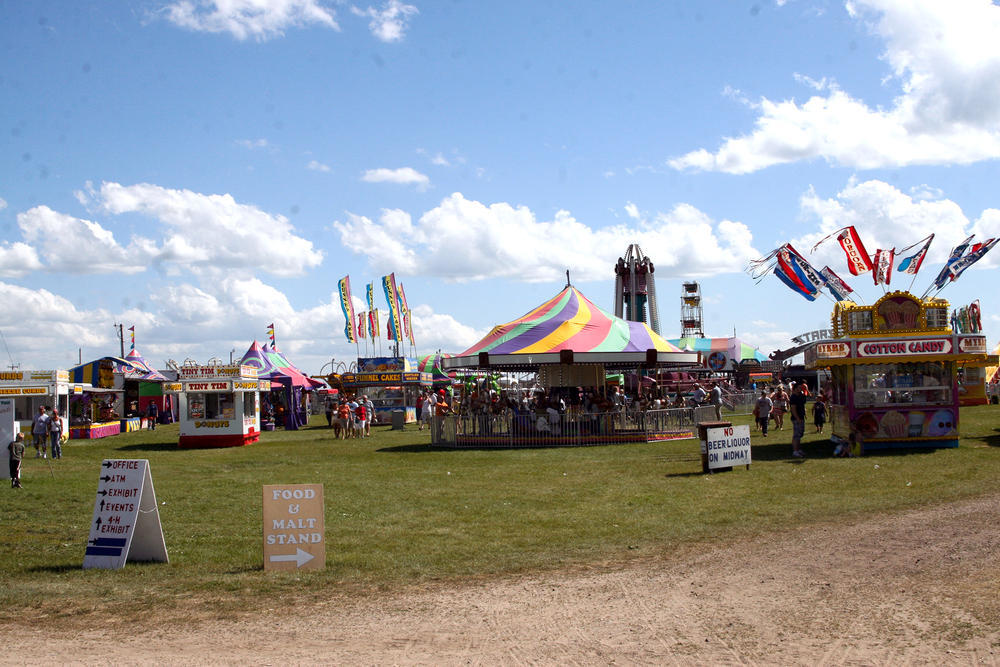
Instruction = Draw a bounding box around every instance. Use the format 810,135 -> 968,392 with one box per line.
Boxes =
755,390 -> 773,437
31,406 -> 50,458
363,395 -> 374,435
146,401 -> 159,431
8,433 -> 25,488
789,383 -> 808,458
771,386 -> 788,430
709,381 -> 723,421
813,392 -> 828,433
354,400 -> 367,439
48,409 -> 64,459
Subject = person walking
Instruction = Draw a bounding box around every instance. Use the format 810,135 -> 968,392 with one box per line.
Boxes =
31,406 -> 50,458
813,392 -> 828,433
709,381 -> 723,421
755,390 -> 773,437
8,433 -> 25,488
48,409 -> 64,459
146,401 -> 159,431
771,386 -> 788,430
789,383 -> 808,458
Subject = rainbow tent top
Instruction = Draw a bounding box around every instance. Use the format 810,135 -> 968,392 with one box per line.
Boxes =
70,349 -> 168,385
444,286 -> 699,371
665,337 -> 767,371
240,341 -> 324,389
417,353 -> 455,385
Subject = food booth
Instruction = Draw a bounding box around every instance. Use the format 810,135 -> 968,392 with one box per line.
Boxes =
0,370 -> 73,441
806,291 -> 996,451
164,365 -> 268,448
336,369 -> 432,423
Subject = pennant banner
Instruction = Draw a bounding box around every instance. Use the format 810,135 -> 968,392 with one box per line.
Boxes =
897,234 -> 933,275
266,323 -> 275,348
873,248 -> 894,285
382,273 -> 402,342
397,283 -> 415,346
338,276 -> 356,344
932,236 -> 975,290
820,266 -> 853,301
369,308 -> 379,338
366,282 -> 375,312
357,312 -> 366,340
837,227 -> 874,275
948,238 -> 997,283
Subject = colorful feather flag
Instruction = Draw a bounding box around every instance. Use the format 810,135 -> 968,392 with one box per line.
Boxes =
366,282 -> 375,312
266,323 -> 275,348
338,276 -> 356,344
931,236 -> 975,290
357,312 -> 366,339
382,273 -> 402,341
397,283 -> 415,346
820,266 -> 854,301
896,234 -> 933,275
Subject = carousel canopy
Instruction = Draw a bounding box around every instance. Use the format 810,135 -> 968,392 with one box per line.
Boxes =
240,340 -> 323,389
444,285 -> 698,371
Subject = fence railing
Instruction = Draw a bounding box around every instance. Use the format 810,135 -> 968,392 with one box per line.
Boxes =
431,405 -> 718,448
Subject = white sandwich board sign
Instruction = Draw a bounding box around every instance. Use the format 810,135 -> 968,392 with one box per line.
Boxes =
83,459 -> 169,569
704,425 -> 752,470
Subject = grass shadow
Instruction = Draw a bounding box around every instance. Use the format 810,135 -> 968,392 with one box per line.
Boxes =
377,443 -> 467,453
115,442 -> 180,452
28,564 -> 79,574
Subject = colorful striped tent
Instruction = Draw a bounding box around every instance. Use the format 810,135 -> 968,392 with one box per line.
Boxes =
70,351 -> 167,386
446,286 -> 698,371
417,353 -> 454,386
666,337 -> 766,371
240,341 -> 323,429
123,348 -> 169,381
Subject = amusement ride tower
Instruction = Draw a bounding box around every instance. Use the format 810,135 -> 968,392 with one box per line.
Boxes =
680,281 -> 704,338
613,244 -> 660,334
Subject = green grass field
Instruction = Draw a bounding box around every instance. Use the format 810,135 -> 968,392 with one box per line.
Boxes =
2,407 -> 999,623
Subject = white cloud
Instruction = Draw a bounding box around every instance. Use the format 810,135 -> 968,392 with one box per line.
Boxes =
236,138 -> 269,149
624,202 -> 640,220
307,159 -> 331,172
90,181 -> 323,277
409,303 -> 487,354
361,167 -> 430,190
671,0 -> 1000,173
351,0 -> 418,42
0,242 -> 43,278
163,0 -> 339,41
793,178 -> 1000,274
0,198 -> 7,210
335,192 -> 760,283
17,205 -> 155,274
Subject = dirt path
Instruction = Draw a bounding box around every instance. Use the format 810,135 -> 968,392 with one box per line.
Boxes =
5,494 -> 1000,665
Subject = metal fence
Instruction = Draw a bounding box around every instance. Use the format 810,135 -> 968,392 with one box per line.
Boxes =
431,405 -> 717,448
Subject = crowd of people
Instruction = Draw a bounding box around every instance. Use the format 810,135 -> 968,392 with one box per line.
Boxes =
753,381 -> 830,458
323,394 -> 375,440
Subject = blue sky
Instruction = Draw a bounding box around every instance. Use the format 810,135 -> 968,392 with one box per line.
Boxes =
3,0 -> 1000,372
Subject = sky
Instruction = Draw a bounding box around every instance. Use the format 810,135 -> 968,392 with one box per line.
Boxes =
3,0 -> 1000,374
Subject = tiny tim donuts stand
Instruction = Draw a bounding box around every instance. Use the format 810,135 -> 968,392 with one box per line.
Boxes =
806,291 -> 996,451
164,365 -> 269,448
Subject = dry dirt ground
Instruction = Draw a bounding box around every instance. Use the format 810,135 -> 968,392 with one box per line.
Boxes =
5,493 -> 1000,665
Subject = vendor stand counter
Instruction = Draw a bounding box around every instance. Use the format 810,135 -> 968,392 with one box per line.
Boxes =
338,371 -> 432,423
165,365 -> 269,448
0,370 -> 73,440
806,292 -> 997,451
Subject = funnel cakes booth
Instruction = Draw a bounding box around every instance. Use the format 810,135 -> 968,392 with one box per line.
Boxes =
806,291 -> 996,451
164,365 -> 268,448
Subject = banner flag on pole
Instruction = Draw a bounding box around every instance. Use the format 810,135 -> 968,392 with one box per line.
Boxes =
369,309 -> 379,338
774,246 -> 820,301
128,326 -> 135,351
338,276 -> 356,344
811,226 -> 873,275
873,248 -> 895,285
397,283 -> 416,346
382,273 -> 402,342
896,234 -> 934,275
932,236 -> 975,290
266,323 -> 275,348
820,266 -> 853,301
357,312 -> 366,339
366,282 -> 375,312
948,238 -> 998,283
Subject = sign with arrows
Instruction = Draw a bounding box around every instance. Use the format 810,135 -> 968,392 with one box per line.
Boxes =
262,484 -> 325,571
83,459 -> 168,570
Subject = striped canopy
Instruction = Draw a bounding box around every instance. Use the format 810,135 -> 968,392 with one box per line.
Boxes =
123,349 -> 169,381
459,286 -> 682,356
240,341 -> 323,389
667,337 -> 767,363
70,350 -> 167,385
417,353 -> 454,385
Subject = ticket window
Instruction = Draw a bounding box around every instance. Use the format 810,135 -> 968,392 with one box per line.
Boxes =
188,392 -> 237,420
243,393 -> 257,419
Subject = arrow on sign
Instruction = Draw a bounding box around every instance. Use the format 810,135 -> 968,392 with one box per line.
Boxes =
268,548 -> 315,568
100,475 -> 112,483
102,461 -> 113,468
99,499 -> 105,512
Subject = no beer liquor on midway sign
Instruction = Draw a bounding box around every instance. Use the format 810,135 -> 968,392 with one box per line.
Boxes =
262,484 -> 325,570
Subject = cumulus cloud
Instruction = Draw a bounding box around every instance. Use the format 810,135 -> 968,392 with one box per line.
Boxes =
793,178 -> 1000,273
236,138 -> 269,149
351,0 -> 418,42
0,242 -> 43,278
361,167 -> 430,190
163,0 -> 339,41
88,181 -> 323,276
409,303 -> 487,354
671,0 -> 1000,173
17,205 -> 155,274
307,159 -> 331,172
335,192 -> 760,282
0,197 -> 7,210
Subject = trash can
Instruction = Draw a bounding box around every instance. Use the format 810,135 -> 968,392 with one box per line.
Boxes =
391,409 -> 405,431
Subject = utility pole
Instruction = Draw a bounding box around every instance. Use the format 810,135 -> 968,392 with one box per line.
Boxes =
113,323 -> 124,357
